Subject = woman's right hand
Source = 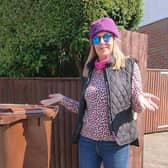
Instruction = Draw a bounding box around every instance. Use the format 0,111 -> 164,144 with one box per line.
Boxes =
40,93 -> 64,106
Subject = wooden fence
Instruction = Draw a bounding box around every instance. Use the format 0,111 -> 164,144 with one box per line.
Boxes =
0,69 -> 167,168
0,30 -> 148,168
145,69 -> 168,133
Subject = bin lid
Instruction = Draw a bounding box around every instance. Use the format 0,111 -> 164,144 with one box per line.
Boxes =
0,104 -> 58,125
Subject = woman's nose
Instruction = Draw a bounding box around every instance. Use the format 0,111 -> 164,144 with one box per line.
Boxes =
100,37 -> 105,44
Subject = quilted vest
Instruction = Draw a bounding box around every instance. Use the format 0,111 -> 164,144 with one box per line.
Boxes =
72,58 -> 139,146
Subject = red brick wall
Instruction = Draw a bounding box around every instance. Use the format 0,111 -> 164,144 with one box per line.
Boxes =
138,18 -> 168,69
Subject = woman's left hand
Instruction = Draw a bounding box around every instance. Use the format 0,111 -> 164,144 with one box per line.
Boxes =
138,92 -> 160,111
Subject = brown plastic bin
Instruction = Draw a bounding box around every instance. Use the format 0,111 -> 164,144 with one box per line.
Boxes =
0,104 -> 57,168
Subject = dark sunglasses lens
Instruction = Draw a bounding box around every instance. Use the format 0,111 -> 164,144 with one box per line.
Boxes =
103,33 -> 112,42
92,36 -> 100,45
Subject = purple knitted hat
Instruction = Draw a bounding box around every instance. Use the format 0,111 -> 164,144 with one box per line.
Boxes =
89,17 -> 120,39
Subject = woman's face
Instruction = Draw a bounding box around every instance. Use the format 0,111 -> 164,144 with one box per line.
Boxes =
92,31 -> 114,60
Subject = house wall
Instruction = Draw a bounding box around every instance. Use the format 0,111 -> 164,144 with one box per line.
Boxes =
139,18 -> 168,69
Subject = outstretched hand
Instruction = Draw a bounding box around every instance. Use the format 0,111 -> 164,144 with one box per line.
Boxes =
138,92 -> 160,111
40,93 -> 64,106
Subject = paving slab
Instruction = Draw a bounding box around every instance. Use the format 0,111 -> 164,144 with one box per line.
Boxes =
143,132 -> 168,168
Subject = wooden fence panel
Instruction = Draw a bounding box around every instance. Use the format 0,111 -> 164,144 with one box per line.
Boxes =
145,69 -> 168,133
120,30 -> 147,168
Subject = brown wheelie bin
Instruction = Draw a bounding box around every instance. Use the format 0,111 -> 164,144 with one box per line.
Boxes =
0,104 -> 57,168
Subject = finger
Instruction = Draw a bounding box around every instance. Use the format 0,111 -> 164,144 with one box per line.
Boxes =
148,99 -> 159,109
142,105 -> 146,111
153,96 -> 160,101
40,100 -> 47,105
140,102 -> 146,110
149,95 -> 160,101
40,100 -> 52,106
143,93 -> 160,101
145,100 -> 158,111
48,94 -> 57,98
141,99 -> 155,111
145,103 -> 156,111
41,102 -> 50,107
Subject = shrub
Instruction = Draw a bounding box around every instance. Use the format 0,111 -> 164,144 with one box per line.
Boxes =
0,0 -> 143,77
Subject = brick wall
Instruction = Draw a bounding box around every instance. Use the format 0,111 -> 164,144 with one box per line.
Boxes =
138,18 -> 168,69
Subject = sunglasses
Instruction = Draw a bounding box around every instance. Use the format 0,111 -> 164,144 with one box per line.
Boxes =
92,33 -> 113,45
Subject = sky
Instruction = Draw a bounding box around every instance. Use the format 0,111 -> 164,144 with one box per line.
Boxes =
139,0 -> 168,26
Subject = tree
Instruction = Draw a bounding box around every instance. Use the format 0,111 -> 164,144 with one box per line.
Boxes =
0,0 -> 143,77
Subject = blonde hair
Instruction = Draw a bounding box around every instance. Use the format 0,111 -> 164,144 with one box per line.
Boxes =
83,38 -> 128,77
112,38 -> 127,70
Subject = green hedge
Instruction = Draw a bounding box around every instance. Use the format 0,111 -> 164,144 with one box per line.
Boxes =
0,0 -> 143,77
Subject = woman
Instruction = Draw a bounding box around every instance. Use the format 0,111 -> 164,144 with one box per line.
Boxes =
40,17 -> 159,168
